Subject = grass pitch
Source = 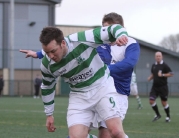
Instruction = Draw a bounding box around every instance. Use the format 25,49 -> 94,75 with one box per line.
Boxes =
0,96 -> 179,138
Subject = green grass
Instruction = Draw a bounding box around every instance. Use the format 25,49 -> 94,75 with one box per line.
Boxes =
0,96 -> 179,138
124,97 -> 179,138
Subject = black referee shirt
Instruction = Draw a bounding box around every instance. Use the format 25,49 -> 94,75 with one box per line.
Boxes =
151,62 -> 172,87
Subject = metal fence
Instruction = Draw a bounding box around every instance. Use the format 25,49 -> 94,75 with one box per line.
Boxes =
0,49 -> 42,69
1,80 -> 179,96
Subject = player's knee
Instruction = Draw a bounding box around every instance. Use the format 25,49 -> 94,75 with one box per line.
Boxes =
149,100 -> 155,105
149,96 -> 155,104
107,123 -> 125,138
69,125 -> 88,138
108,127 -> 125,138
69,133 -> 88,138
161,97 -> 167,101
68,134 -> 97,138
105,117 -> 125,137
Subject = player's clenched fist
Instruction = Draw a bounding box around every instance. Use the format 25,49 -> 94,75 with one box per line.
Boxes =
46,115 -> 56,132
116,35 -> 128,46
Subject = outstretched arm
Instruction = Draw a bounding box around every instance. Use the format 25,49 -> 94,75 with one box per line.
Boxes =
19,49 -> 38,58
19,49 -> 45,59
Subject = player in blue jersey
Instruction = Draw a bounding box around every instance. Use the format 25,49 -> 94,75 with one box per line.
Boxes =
20,12 -> 139,138
96,12 -> 140,138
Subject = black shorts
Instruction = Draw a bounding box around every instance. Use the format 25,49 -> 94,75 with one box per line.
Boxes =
149,85 -> 169,101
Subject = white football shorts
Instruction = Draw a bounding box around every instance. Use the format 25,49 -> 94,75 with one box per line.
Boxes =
99,93 -> 128,128
130,83 -> 138,95
67,76 -> 121,128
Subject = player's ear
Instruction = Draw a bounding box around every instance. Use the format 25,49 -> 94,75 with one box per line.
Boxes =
60,40 -> 66,47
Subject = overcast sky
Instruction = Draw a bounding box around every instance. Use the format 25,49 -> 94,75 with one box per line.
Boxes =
55,0 -> 179,45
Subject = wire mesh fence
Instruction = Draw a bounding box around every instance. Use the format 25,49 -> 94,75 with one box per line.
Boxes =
1,80 -> 179,96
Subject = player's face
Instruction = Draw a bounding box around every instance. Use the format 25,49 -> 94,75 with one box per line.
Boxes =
42,40 -> 67,62
155,52 -> 163,63
103,22 -> 110,27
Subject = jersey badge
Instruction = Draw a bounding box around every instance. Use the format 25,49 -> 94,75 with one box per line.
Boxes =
76,56 -> 85,65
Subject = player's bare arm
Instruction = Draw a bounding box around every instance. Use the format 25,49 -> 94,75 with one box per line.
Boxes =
19,49 -> 38,58
147,74 -> 153,81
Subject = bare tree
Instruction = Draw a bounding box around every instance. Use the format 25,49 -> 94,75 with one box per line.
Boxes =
159,34 -> 179,52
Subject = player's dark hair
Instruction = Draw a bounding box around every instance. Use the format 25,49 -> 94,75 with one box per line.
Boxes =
102,12 -> 124,27
39,27 -> 64,46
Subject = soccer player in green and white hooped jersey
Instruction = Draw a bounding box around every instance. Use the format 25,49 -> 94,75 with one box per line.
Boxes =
20,24 -> 128,138
41,25 -> 127,111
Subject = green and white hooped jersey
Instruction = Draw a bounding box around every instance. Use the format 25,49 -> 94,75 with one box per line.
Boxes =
40,24 -> 128,115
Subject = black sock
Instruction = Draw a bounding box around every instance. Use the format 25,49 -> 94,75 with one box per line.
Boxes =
152,104 -> 160,116
164,106 -> 170,118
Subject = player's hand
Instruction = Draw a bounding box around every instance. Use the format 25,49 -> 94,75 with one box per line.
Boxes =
46,115 -> 56,132
19,49 -> 38,58
158,70 -> 162,77
115,35 -> 128,46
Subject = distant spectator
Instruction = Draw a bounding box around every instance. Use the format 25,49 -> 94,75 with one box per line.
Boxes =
130,71 -> 143,109
0,75 -> 4,97
34,74 -> 42,99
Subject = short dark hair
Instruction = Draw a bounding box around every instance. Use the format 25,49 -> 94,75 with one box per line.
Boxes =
102,12 -> 124,27
39,27 -> 64,46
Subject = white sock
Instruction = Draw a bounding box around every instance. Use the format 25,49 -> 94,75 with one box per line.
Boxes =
164,104 -> 169,109
151,102 -> 156,107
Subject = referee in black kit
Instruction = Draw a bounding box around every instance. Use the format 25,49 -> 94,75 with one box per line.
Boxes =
147,51 -> 173,122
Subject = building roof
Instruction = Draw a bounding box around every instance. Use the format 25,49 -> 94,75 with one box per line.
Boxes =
0,0 -> 62,4
46,0 -> 62,4
134,37 -> 179,58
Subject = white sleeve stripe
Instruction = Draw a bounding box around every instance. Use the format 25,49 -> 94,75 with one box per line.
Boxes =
42,76 -> 54,82
41,80 -> 57,90
44,104 -> 54,115
41,64 -> 49,74
42,49 -> 45,56
85,30 -> 95,42
110,24 -> 118,33
100,27 -> 109,42
42,91 -> 55,103
115,28 -> 127,38
69,33 -> 78,41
